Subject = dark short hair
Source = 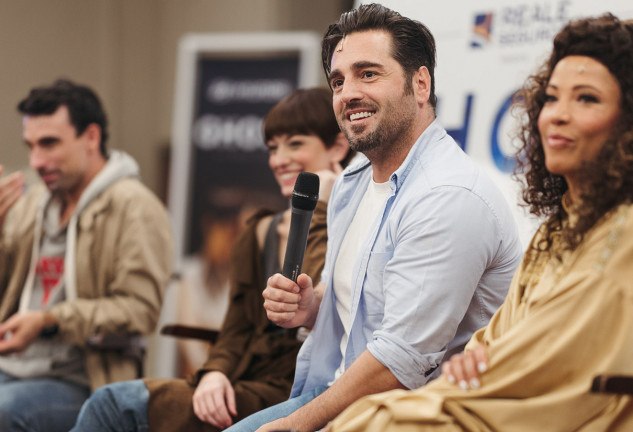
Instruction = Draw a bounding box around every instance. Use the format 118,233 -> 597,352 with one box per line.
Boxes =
321,3 -> 437,108
17,79 -> 109,157
264,87 -> 355,167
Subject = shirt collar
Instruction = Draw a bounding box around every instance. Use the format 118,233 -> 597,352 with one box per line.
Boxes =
389,119 -> 446,192
341,119 -> 447,192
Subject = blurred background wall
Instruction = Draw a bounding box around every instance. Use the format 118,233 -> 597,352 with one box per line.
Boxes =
0,0 -> 353,199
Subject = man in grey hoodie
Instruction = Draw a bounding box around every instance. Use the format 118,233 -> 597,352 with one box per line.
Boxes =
0,79 -> 173,432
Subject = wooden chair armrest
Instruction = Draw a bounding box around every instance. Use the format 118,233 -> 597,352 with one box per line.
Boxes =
85,332 -> 146,377
86,333 -> 143,351
591,375 -> 633,395
160,324 -> 219,344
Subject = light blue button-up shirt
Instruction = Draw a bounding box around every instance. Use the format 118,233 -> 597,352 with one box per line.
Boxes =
290,120 -> 523,396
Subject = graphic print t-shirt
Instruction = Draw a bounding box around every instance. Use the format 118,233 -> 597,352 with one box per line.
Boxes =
0,198 -> 88,385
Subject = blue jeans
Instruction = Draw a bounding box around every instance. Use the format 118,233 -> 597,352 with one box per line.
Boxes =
0,370 -> 90,432
70,379 -> 149,432
224,385 -> 328,432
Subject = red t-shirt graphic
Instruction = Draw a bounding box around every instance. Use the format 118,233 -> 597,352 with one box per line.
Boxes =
36,256 -> 64,306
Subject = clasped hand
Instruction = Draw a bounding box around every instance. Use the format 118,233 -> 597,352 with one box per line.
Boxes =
0,311 -> 48,355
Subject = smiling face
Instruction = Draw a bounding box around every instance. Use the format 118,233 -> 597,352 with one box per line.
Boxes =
267,133 -> 341,198
538,55 -> 621,199
328,30 -> 422,157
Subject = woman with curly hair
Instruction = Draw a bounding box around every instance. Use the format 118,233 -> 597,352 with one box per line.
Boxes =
326,13 -> 633,431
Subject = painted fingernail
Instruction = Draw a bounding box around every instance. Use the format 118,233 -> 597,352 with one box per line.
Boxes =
478,362 -> 487,373
470,378 -> 480,389
459,380 -> 468,391
447,374 -> 455,384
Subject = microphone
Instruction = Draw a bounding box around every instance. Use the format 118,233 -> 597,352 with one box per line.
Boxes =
282,172 -> 320,282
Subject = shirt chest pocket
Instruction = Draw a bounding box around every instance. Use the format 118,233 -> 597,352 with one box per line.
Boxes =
361,250 -> 392,316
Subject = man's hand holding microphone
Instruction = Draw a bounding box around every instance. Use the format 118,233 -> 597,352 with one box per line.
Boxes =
263,171 -> 328,330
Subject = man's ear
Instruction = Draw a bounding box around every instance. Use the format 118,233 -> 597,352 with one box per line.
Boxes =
82,123 -> 102,153
412,66 -> 432,106
329,132 -> 351,164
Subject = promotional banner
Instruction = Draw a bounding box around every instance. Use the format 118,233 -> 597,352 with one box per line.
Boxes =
158,32 -> 321,377
169,33 -> 321,260
358,0 -> 633,244
187,55 -> 298,254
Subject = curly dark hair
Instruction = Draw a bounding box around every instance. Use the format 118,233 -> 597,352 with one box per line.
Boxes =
514,13 -> 633,254
321,3 -> 437,110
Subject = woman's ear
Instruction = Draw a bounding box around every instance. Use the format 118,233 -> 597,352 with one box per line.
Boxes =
329,132 -> 350,163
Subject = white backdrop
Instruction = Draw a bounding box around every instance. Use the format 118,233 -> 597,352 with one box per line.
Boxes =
357,0 -> 633,244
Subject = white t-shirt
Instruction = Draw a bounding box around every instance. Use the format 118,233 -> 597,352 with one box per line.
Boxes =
331,176 -> 391,383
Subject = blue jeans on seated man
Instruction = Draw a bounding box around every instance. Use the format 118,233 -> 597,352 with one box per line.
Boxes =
0,370 -> 90,432
224,385 -> 328,432
70,379 -> 149,431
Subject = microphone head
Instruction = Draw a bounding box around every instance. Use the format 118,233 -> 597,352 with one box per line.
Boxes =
292,172 -> 320,211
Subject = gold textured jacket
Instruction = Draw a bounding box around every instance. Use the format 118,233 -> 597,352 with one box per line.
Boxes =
330,203 -> 633,432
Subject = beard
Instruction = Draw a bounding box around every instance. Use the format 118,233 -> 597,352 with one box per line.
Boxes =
346,122 -> 394,153
343,98 -> 416,156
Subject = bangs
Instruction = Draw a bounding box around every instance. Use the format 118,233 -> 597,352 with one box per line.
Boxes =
263,87 -> 339,147
264,101 -> 317,141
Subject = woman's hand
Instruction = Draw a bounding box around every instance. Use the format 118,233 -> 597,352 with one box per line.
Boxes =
192,371 -> 237,428
441,342 -> 488,390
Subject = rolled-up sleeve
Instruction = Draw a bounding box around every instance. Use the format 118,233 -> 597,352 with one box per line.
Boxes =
366,186 -> 501,389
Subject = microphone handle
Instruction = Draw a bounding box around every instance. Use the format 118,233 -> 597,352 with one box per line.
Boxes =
282,207 -> 314,282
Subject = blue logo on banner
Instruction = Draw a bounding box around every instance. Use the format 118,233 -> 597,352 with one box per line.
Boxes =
471,13 -> 494,48
445,94 -> 473,151
491,92 -> 518,173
